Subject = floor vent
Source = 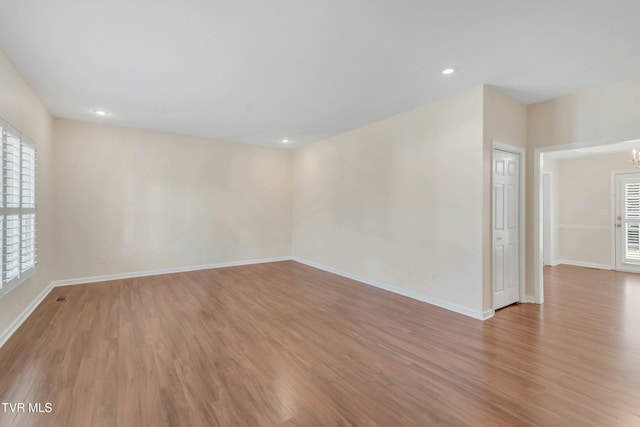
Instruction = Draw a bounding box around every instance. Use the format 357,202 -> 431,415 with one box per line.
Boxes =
56,296 -> 67,302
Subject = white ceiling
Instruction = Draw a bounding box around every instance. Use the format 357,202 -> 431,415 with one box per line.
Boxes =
1,0 -> 639,148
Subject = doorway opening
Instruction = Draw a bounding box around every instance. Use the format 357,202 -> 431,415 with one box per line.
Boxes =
535,139 -> 640,301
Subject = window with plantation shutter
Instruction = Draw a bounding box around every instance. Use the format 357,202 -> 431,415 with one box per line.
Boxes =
0,117 -> 36,297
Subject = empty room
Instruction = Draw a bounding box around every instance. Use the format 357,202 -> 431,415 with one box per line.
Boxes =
1,1 -> 640,426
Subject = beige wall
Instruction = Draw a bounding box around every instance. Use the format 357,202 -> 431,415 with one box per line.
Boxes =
0,50 -> 54,336
552,152 -> 633,267
293,87 -> 485,316
528,79 -> 640,151
53,119 -> 292,280
482,86 -> 527,310
527,79 -> 640,295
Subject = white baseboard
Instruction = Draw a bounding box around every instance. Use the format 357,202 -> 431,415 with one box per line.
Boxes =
2,254 -> 495,351
481,309 -> 495,320
1,256 -> 291,350
555,260 -> 612,270
292,257 -> 489,321
520,295 -> 537,303
0,281 -> 54,349
50,256 -> 292,287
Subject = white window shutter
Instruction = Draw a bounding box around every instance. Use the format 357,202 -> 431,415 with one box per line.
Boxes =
21,142 -> 36,273
0,123 -> 2,292
0,118 -> 37,295
5,215 -> 20,282
625,182 -> 640,218
0,215 -> 3,292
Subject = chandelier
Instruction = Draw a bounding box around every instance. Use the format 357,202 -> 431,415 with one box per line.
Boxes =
633,149 -> 640,168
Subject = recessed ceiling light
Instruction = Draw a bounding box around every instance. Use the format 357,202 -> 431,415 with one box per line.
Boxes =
281,139 -> 290,144
92,109 -> 110,116
442,68 -> 457,75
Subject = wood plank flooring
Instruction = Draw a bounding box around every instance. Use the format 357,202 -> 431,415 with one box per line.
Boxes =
1,262 -> 639,426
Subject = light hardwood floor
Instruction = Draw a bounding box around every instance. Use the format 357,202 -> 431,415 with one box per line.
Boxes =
0,262 -> 639,426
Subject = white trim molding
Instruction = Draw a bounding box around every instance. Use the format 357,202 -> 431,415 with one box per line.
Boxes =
534,147 -> 544,304
293,257 -> 493,321
555,260 -> 613,270
0,281 -> 54,349
50,256 -> 291,287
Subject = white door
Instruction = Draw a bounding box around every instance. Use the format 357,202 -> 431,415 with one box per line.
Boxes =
615,173 -> 640,272
493,149 -> 520,309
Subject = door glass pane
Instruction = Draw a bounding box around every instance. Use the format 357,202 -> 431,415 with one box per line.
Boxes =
625,182 -> 640,218
626,223 -> 640,261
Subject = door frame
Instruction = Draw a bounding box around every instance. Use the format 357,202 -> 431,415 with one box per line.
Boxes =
611,171 -> 640,272
492,141 -> 525,307
542,172 -> 554,266
534,137 -> 640,305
